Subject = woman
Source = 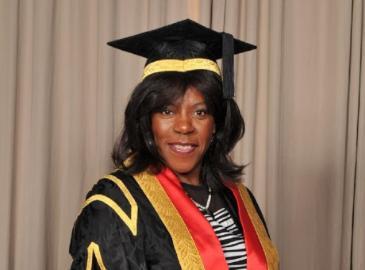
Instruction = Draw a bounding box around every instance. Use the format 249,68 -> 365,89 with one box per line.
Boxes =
70,19 -> 279,270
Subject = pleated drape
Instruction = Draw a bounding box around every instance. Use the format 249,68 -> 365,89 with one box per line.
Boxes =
345,0 -> 365,269
0,0 -> 364,269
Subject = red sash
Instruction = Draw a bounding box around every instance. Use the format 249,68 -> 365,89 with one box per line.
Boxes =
156,168 -> 228,270
226,183 -> 268,270
156,168 -> 268,270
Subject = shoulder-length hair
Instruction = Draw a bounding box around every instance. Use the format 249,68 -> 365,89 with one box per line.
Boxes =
112,70 -> 245,190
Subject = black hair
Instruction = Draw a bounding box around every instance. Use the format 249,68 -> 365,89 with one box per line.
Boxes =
112,70 -> 245,190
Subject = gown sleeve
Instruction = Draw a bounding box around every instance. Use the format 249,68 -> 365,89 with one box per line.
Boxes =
69,178 -> 145,270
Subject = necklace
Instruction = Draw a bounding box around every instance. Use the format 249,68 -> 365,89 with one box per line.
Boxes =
191,186 -> 212,211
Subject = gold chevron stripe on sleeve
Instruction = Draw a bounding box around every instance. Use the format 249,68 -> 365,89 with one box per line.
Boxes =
103,174 -> 138,235
86,242 -> 107,270
83,194 -> 137,236
83,174 -> 138,236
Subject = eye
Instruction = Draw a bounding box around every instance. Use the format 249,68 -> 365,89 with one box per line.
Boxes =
159,106 -> 174,116
194,109 -> 209,118
161,109 -> 173,115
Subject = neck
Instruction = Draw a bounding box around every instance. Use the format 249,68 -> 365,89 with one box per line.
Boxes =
166,162 -> 203,186
175,172 -> 201,186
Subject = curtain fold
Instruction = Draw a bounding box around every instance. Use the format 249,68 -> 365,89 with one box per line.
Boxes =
0,0 -> 364,269
350,1 -> 365,269
0,1 -> 18,270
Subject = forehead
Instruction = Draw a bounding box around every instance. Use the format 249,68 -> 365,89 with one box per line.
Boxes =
149,79 -> 216,114
173,86 -> 206,105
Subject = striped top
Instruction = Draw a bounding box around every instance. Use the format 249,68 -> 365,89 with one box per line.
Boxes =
182,183 -> 247,270
194,204 -> 247,270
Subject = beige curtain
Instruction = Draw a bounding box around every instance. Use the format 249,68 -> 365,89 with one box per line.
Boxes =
1,0 -> 364,269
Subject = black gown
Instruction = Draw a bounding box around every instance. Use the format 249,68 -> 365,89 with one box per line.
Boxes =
69,169 -> 278,270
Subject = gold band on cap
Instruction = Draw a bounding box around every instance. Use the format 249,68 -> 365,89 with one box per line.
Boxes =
142,58 -> 221,79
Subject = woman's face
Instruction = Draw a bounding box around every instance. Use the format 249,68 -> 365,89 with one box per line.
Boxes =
151,86 -> 215,185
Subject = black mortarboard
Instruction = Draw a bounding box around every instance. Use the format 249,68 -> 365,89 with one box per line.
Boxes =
107,19 -> 256,98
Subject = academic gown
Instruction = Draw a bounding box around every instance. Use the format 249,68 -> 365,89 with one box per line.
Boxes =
69,168 -> 279,270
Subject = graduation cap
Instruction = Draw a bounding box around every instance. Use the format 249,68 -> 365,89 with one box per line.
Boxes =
107,19 -> 256,99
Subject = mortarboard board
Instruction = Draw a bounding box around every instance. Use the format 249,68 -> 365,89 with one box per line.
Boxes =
107,19 -> 256,99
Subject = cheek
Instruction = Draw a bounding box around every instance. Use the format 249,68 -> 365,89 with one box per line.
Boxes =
199,121 -> 215,146
151,116 -> 168,145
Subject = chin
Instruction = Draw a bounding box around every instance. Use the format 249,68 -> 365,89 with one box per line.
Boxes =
169,165 -> 195,175
167,160 -> 202,177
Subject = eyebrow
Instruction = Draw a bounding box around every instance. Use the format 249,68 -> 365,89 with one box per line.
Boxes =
192,101 -> 207,107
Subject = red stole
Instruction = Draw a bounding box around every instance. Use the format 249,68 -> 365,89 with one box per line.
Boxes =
156,168 -> 269,270
225,182 -> 269,270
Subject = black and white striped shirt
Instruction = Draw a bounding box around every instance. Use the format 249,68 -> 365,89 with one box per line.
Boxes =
195,204 -> 247,270
182,183 -> 247,270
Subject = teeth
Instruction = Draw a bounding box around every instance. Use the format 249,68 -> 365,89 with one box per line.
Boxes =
171,144 -> 194,153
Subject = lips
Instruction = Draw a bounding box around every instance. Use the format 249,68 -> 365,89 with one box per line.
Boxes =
168,143 -> 197,154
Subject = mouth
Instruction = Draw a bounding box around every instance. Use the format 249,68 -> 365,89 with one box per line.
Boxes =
168,143 -> 197,154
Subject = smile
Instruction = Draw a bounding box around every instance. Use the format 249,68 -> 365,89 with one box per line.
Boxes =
168,143 -> 197,154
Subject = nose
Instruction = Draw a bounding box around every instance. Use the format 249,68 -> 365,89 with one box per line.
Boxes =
173,113 -> 194,134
